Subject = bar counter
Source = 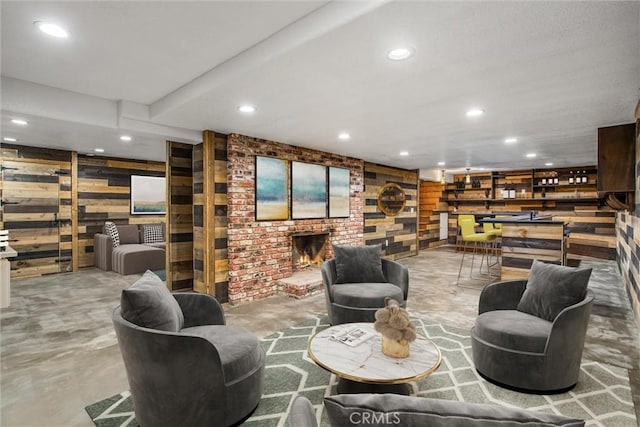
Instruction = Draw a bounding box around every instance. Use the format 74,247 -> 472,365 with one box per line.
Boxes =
479,213 -> 567,280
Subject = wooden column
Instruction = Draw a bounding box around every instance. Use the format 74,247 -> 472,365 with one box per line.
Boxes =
71,152 -> 79,271
166,141 -> 194,291
196,131 -> 228,302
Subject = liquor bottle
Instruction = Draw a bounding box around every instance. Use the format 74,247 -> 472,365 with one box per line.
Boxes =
568,171 -> 574,184
553,174 -> 559,185
582,170 -> 588,183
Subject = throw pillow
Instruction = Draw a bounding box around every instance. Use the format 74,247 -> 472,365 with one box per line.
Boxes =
104,221 -> 120,248
120,270 -> 184,332
324,394 -> 585,427
143,224 -> 164,244
333,244 -> 386,284
517,260 -> 592,322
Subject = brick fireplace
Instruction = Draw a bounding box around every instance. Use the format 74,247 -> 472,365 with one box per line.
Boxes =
226,133 -> 364,304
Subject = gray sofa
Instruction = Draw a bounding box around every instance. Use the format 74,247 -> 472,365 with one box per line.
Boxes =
471,262 -> 594,392
113,271 -> 265,427
287,394 -> 584,426
94,223 -> 165,274
321,256 -> 409,325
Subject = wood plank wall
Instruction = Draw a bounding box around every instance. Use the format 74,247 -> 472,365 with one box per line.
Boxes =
1,144 -> 72,277
363,163 -> 418,259
192,143 -> 205,293
166,141 -> 194,291
418,180 -> 447,250
77,155 -> 165,268
211,133 -> 229,302
501,222 -> 565,280
193,131 -> 229,302
616,100 -> 640,328
615,211 -> 640,327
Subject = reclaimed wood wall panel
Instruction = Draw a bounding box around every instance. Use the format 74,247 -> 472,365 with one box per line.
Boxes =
363,163 -> 418,259
500,222 -> 565,280
193,132 -> 229,301
616,211 -> 640,328
76,155 -> 165,268
166,141 -> 194,291
0,145 -> 72,278
616,103 -> 640,328
192,143 -> 204,293
418,180 -> 447,249
212,132 -> 229,302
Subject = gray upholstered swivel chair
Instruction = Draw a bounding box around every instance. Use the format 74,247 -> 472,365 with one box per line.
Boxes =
321,245 -> 409,325
113,271 -> 265,427
471,263 -> 593,393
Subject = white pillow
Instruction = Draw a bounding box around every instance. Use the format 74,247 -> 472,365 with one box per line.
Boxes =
104,222 -> 120,248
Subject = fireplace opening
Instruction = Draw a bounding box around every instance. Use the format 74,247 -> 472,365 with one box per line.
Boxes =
292,232 -> 329,271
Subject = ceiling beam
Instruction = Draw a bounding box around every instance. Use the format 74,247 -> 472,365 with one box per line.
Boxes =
149,0 -> 391,119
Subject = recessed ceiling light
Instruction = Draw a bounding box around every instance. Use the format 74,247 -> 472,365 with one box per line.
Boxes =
387,47 -> 414,61
437,161 -> 446,166
34,21 -> 69,38
504,137 -> 518,144
545,162 -> 553,166
238,105 -> 256,113
120,135 -> 132,142
526,153 -> 536,158
11,119 -> 28,126
338,132 -> 351,141
94,148 -> 105,153
3,137 -> 17,142
399,151 -> 409,156
466,108 -> 485,117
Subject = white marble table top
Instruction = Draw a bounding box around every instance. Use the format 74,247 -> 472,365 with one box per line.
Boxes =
308,322 -> 441,384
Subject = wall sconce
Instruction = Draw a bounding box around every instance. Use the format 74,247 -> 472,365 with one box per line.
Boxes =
465,168 -> 471,184
440,169 -> 446,184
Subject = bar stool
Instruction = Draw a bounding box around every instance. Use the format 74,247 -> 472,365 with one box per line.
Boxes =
456,214 -> 479,247
482,222 -> 501,266
456,218 -> 497,285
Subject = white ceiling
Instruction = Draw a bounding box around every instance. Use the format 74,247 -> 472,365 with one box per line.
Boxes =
1,1 -> 639,173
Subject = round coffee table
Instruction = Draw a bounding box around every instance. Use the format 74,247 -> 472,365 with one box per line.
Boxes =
308,322 -> 441,394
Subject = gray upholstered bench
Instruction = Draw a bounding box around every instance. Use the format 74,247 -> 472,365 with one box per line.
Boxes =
112,244 -> 165,275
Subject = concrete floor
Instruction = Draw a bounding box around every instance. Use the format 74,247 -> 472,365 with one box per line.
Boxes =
1,246 -> 639,426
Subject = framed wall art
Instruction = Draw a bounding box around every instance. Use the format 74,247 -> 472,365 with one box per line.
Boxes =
328,167 -> 350,218
255,156 -> 289,221
291,161 -> 327,219
130,175 -> 166,214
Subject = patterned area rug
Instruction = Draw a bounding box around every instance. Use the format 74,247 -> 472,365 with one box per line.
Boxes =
86,315 -> 636,427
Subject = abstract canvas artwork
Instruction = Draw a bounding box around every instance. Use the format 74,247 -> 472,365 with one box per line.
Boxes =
291,161 -> 327,219
130,175 -> 166,214
328,167 -> 350,217
255,156 -> 289,220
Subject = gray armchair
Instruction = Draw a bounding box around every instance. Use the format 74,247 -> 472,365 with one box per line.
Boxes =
113,280 -> 265,427
321,257 -> 409,325
471,279 -> 594,392
287,395 -> 584,427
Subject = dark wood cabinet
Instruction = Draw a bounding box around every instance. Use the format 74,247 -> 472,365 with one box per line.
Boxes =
597,123 -> 635,193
